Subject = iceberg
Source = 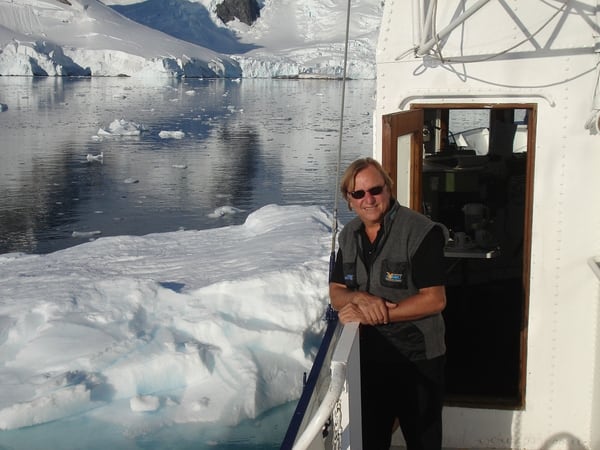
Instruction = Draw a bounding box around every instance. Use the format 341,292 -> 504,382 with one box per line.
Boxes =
0,204 -> 333,437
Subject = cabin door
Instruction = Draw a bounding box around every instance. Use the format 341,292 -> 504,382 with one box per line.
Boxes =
381,106 -> 534,408
382,109 -> 424,203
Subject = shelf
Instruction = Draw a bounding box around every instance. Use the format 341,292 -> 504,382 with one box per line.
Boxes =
444,246 -> 499,259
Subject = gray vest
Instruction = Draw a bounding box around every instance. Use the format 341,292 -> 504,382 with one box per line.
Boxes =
338,201 -> 446,360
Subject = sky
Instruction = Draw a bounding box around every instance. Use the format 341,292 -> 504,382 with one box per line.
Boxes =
0,0 -> 382,78
0,204 -> 333,447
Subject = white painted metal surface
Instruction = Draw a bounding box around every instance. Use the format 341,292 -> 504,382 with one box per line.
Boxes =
590,256 -> 600,281
292,322 -> 362,450
374,1 -> 600,449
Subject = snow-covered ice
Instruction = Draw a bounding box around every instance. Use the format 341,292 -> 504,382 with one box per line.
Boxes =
0,204 -> 332,435
97,119 -> 144,137
0,0 -> 239,78
86,152 -> 104,163
71,230 -> 102,239
0,0 -> 381,78
159,130 -> 186,139
208,206 -> 245,218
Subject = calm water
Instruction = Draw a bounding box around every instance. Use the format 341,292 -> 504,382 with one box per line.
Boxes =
0,77 -> 374,255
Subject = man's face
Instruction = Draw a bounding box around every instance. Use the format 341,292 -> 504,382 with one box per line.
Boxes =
348,165 -> 391,227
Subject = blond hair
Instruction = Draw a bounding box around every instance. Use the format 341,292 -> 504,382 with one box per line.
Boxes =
340,157 -> 394,210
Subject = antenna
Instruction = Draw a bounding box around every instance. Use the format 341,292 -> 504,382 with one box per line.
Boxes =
329,0 -> 352,288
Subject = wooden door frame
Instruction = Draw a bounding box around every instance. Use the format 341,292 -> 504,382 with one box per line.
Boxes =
382,109 -> 424,209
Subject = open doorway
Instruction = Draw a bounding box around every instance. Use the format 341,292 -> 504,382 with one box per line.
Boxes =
381,105 -> 536,408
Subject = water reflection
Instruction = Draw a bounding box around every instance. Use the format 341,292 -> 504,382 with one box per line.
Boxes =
0,77 -> 374,254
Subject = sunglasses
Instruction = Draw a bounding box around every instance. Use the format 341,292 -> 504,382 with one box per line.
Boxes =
348,185 -> 384,199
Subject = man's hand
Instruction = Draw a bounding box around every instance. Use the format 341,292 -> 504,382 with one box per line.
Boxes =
337,302 -> 366,324
337,293 -> 398,325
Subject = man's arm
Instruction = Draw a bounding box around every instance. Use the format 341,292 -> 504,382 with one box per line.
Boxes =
330,282 -> 446,325
330,281 -> 391,325
386,285 -> 446,322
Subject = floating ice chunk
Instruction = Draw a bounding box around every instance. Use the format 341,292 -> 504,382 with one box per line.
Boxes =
130,395 -> 160,412
98,119 -> 143,137
208,206 -> 244,218
227,105 -> 243,113
172,164 -> 187,169
159,130 -> 185,139
72,230 -> 102,238
185,90 -> 195,96
86,152 -> 103,162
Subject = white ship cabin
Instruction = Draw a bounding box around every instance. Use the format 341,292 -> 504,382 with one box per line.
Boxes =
371,1 -> 600,448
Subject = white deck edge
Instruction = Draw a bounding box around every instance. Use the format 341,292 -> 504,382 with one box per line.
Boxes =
292,322 -> 362,450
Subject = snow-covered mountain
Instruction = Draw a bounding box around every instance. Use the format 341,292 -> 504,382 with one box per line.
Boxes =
0,0 -> 239,77
0,0 -> 382,78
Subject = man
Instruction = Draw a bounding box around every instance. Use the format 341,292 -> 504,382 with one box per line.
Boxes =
330,157 -> 447,450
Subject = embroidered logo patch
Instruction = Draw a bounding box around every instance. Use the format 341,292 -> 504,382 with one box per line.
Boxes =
384,271 -> 404,283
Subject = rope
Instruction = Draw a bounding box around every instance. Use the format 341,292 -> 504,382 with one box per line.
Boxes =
328,0 -> 352,287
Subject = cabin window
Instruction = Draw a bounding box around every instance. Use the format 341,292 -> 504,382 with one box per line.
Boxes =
382,105 -> 535,409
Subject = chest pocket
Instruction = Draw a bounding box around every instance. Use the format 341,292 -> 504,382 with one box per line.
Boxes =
380,260 -> 409,289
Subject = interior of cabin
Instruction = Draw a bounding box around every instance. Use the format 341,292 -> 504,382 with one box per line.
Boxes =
382,105 -> 535,409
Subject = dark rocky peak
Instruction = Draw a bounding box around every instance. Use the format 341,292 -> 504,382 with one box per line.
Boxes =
216,0 -> 260,26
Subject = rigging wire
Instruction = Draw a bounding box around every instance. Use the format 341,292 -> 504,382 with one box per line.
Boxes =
328,0 -> 352,290
419,0 -> 568,64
